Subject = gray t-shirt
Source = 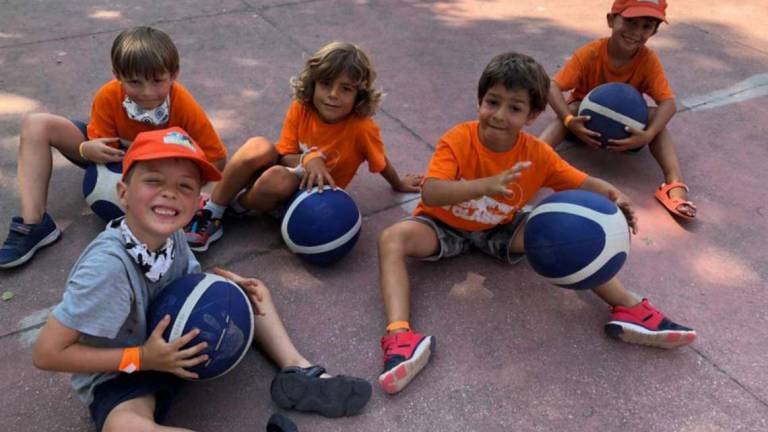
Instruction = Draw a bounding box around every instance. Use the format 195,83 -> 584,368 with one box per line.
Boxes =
52,224 -> 201,405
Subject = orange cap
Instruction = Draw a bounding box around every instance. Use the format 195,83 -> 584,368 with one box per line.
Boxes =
611,0 -> 667,22
122,127 -> 222,182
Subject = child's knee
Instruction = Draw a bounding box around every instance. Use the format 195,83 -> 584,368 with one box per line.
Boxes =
254,167 -> 296,196
241,136 -> 277,161
378,225 -> 407,254
103,410 -> 156,432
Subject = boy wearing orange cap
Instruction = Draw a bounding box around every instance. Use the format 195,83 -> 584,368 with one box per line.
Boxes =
32,128 -> 371,431
540,0 -> 697,221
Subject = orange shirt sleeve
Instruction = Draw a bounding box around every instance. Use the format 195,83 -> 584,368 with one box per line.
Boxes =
275,101 -> 302,156
553,48 -> 586,92
536,139 -> 588,191
641,51 -> 675,102
87,81 -> 121,140
423,129 -> 462,182
357,118 -> 387,173
170,83 -> 227,162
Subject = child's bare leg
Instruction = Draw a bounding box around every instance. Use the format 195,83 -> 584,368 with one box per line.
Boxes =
647,109 -> 696,217
103,395 -> 194,432
238,166 -> 299,213
208,137 -> 278,207
250,284 -> 313,369
591,277 -> 640,307
17,114 -> 86,223
538,102 -> 579,148
378,220 -> 440,333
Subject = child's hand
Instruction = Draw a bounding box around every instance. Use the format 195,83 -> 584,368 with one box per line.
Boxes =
81,138 -> 124,163
608,190 -> 638,234
142,315 -> 208,379
213,267 -> 267,316
567,116 -> 602,148
606,126 -> 652,152
393,174 -> 423,193
482,161 -> 531,197
301,157 -> 336,192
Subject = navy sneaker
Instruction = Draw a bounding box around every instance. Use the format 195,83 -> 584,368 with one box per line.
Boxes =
184,209 -> 223,252
270,365 -> 372,418
0,213 -> 61,269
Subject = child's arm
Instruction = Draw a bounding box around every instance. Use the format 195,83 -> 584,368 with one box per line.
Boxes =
33,315 -> 209,379
213,267 -> 267,316
606,99 -> 676,152
379,157 -> 422,193
579,176 -> 638,234
422,161 -> 531,207
548,80 -> 602,148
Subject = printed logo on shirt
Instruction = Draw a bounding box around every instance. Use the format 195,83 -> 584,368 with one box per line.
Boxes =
163,131 -> 196,152
443,182 -> 524,225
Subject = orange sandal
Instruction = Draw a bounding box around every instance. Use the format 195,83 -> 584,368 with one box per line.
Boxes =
654,181 -> 696,220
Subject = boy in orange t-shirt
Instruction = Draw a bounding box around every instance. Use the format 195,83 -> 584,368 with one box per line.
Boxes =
376,52 -> 696,395
185,41 -> 420,251
540,0 -> 697,222
0,26 -> 227,269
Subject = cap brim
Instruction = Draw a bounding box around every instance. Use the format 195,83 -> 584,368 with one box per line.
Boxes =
130,152 -> 222,182
620,6 -> 668,23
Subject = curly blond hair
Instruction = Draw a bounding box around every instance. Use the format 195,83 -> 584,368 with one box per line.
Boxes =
290,41 -> 383,118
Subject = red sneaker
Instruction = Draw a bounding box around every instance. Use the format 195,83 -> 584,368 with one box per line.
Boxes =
605,299 -> 696,349
378,331 -> 434,394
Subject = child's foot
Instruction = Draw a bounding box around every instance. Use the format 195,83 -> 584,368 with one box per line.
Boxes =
184,209 -> 223,252
379,331 -> 434,394
0,213 -> 61,269
270,365 -> 372,418
655,181 -> 697,220
605,298 -> 696,349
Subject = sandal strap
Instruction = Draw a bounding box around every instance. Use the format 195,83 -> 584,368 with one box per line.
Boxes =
279,365 -> 326,378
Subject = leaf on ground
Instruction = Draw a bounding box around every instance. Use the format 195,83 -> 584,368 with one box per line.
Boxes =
642,236 -> 653,246
1,291 -> 14,301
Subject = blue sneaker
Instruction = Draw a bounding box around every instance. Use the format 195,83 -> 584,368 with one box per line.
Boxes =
0,213 -> 61,269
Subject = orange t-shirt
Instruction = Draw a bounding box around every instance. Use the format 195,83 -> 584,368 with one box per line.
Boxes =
87,80 -> 227,162
554,38 -> 675,104
414,121 -> 588,232
274,101 -> 387,189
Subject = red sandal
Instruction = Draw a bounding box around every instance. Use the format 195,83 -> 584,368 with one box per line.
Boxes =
654,181 -> 696,220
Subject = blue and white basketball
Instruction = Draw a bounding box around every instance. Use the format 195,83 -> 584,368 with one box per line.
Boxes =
82,162 -> 125,222
147,273 -> 254,380
578,82 -> 648,147
524,190 -> 630,290
281,187 -> 361,266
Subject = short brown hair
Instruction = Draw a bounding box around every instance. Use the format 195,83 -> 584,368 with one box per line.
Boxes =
290,41 -> 383,117
111,26 -> 179,79
477,52 -> 550,114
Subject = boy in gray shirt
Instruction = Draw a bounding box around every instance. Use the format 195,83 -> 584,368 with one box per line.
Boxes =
33,127 -> 371,431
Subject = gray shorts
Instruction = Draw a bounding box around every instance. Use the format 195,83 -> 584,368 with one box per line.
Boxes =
407,211 -> 529,264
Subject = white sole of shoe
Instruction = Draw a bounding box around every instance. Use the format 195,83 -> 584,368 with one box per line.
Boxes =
606,321 -> 696,349
0,227 -> 61,269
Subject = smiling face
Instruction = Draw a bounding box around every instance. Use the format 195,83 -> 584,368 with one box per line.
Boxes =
477,83 -> 539,151
117,158 -> 201,250
607,14 -> 659,56
312,72 -> 358,123
116,70 -> 177,110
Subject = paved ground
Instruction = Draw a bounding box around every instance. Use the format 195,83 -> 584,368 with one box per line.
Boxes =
1,1 -> 767,431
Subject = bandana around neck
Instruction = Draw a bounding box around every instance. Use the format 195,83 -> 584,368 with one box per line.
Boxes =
122,95 -> 170,126
117,218 -> 175,282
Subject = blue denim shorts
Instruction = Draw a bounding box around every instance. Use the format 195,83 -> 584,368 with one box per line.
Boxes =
406,211 -> 529,264
89,371 -> 183,432
64,118 -> 89,168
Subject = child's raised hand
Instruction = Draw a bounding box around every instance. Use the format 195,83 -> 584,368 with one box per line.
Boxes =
606,126 -> 651,152
301,157 -> 336,192
607,189 -> 638,235
567,116 -> 602,148
482,161 -> 531,197
213,267 -> 267,316
393,174 -> 423,193
80,137 -> 124,163
142,314 -> 208,379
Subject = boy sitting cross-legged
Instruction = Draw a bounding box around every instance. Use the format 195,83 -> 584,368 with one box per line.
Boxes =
375,52 -> 696,395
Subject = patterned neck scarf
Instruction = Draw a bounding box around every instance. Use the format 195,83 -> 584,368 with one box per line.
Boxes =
122,96 -> 170,126
117,218 -> 175,282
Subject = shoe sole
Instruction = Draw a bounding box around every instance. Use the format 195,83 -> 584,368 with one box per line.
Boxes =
0,227 -> 61,269
189,227 -> 223,252
378,335 -> 434,394
605,321 -> 696,349
270,373 -> 372,418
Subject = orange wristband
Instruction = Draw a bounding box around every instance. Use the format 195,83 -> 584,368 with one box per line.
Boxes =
386,321 -> 411,332
301,151 -> 324,167
563,114 -> 575,128
118,346 -> 141,373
